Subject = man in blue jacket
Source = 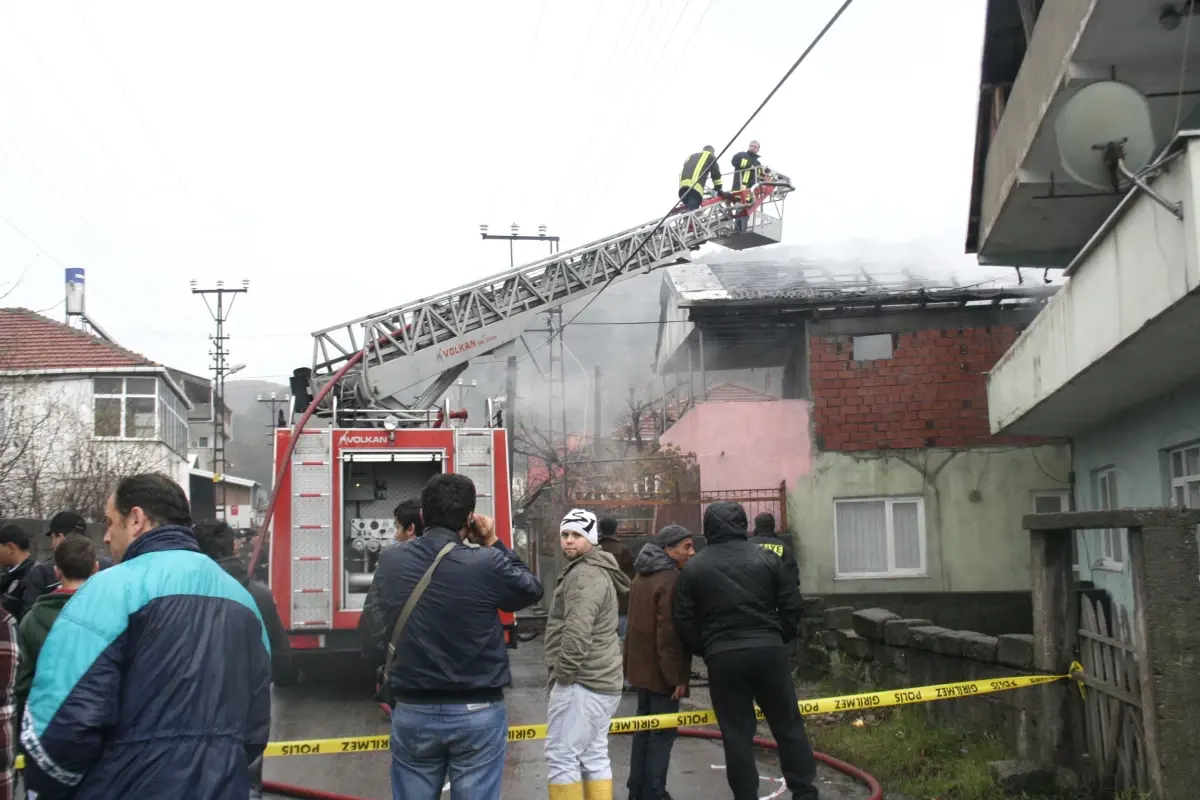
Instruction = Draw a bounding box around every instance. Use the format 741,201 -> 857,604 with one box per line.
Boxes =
21,473 -> 272,799
362,472 -> 544,800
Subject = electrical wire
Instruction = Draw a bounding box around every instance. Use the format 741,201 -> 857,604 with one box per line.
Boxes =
553,0 -> 714,232
523,0 -> 856,367
544,0 -> 680,227
483,0 -> 857,403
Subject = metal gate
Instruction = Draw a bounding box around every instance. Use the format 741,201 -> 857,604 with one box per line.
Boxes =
1076,595 -> 1149,791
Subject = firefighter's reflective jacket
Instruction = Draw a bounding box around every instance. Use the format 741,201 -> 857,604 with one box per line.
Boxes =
731,150 -> 762,191
680,150 -> 724,195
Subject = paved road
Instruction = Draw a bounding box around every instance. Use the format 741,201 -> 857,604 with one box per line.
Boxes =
263,642 -> 870,799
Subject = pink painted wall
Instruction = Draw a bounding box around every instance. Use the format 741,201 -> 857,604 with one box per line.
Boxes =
660,400 -> 813,492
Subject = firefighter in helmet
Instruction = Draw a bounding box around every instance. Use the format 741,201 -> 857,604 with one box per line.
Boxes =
678,146 -> 726,210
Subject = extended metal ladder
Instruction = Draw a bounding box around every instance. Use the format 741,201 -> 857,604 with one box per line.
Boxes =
310,181 -> 792,416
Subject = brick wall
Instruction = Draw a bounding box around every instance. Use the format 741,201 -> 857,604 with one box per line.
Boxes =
809,325 -> 1045,452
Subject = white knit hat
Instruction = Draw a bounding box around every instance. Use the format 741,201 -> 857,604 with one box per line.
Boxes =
560,508 -> 599,544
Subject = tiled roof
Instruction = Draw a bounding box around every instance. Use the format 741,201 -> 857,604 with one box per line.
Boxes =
700,382 -> 778,403
0,308 -> 158,371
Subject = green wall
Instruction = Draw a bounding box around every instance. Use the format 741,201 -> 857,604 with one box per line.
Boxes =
788,444 -> 1072,595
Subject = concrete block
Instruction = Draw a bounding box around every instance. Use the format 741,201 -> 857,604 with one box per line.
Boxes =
883,618 -> 933,646
821,629 -> 839,649
908,625 -> 951,651
996,634 -> 1034,669
851,608 -> 900,641
835,629 -> 871,659
823,606 -> 853,630
877,644 -> 908,673
963,633 -> 999,663
933,630 -> 981,657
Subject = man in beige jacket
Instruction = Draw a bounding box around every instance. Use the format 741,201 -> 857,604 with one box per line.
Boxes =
543,508 -> 632,800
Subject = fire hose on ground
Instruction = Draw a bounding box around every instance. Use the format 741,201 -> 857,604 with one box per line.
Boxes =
256,667 -> 1077,799
262,729 -> 884,800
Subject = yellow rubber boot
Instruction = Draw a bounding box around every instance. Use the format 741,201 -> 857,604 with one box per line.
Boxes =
582,778 -> 613,800
548,782 -> 584,800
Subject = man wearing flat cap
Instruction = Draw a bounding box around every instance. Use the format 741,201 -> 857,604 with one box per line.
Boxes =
624,524 -> 695,800
23,512 -> 112,611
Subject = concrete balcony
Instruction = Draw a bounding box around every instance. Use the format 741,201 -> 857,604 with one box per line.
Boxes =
987,135 -> 1200,436
969,0 -> 1200,266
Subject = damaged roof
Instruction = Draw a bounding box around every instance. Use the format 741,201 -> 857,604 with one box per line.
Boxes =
666,243 -> 1060,310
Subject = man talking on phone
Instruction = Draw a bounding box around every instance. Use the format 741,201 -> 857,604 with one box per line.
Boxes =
362,473 -> 544,800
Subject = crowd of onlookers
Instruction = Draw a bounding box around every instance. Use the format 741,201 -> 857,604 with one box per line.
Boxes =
361,470 -> 819,800
0,467 -> 814,800
0,475 -> 289,799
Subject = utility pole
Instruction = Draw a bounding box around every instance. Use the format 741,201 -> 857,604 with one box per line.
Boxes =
257,392 -> 290,443
192,279 -> 249,522
481,224 -> 560,495
479,223 -> 560,267
593,366 -> 602,459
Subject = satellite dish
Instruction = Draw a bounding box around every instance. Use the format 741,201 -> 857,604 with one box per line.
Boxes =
1054,80 -> 1155,190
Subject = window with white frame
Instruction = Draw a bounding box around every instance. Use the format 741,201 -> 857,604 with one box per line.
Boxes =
1095,468 -> 1122,565
93,377 -> 188,456
834,496 -> 925,578
1169,444 -> 1200,508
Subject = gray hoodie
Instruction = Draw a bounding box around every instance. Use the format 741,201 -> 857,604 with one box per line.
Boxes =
544,548 -> 632,694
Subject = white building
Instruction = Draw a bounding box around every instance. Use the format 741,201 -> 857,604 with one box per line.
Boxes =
0,308 -> 191,520
967,1 -> 1200,612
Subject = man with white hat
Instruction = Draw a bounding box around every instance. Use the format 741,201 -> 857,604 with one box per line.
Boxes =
543,508 -> 632,800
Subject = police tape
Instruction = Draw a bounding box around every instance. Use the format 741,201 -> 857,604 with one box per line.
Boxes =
8,672 -> 1071,769
259,671 -> 1068,756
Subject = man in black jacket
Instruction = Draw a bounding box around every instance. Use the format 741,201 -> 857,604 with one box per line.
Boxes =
23,511 -> 113,611
747,511 -> 799,594
730,140 -> 762,193
362,473 -> 544,798
673,502 -> 818,800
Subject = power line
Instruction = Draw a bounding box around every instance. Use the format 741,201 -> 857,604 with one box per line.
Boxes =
554,0 -> 712,231
517,0 -> 858,377
480,0 -> 856,405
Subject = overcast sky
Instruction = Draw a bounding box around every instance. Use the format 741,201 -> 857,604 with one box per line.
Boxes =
0,0 -> 988,383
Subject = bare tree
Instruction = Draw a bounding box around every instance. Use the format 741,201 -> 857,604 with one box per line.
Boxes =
0,380 -> 172,520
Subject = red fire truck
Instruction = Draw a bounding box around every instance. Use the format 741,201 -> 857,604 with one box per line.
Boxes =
269,421 -> 515,656
257,173 -> 792,661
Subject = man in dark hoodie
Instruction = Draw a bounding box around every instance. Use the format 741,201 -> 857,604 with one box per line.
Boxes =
624,525 -> 695,800
673,502 -> 817,800
194,519 -> 295,800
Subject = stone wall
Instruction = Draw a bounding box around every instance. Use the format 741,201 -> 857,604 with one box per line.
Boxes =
798,599 -> 1054,762
808,591 -> 1033,636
